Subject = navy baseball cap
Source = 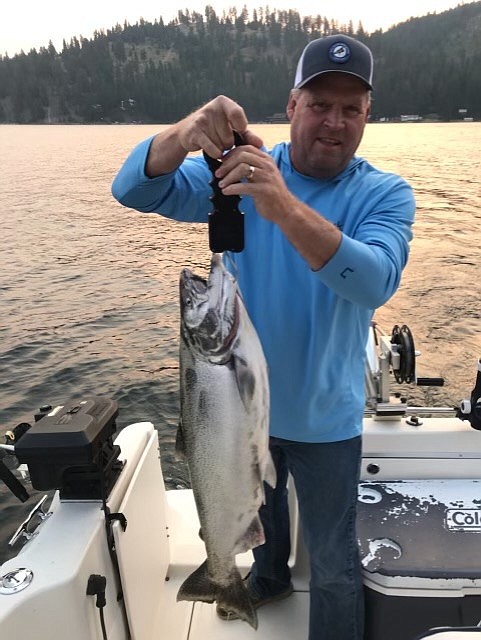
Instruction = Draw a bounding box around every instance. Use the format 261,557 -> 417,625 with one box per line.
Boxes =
293,35 -> 374,91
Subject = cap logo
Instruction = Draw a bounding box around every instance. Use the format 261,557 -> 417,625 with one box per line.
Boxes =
328,42 -> 351,64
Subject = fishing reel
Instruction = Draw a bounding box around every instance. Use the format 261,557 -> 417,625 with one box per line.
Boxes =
365,323 -> 444,417
381,324 -> 444,389
457,359 -> 481,430
390,324 -> 416,384
366,323 -> 481,429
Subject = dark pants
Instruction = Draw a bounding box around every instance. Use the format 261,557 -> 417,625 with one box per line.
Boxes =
251,435 -> 364,640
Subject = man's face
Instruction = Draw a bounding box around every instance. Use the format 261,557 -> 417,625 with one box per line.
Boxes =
287,73 -> 371,179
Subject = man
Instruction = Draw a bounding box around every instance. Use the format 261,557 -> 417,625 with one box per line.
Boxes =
112,34 -> 415,640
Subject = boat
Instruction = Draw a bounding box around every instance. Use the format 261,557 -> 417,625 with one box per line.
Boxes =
1,322 -> 481,639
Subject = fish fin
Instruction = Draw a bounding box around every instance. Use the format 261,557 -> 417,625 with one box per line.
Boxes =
263,451 -> 277,489
177,560 -> 216,603
175,420 -> 186,461
232,354 -> 256,412
177,563 -> 258,629
234,514 -> 265,554
216,569 -> 258,630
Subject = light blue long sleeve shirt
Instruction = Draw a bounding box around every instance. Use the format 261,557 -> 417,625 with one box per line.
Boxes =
112,138 -> 415,442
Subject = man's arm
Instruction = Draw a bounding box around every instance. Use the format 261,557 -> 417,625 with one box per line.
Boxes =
216,144 -> 414,307
215,144 -> 342,270
144,125 -> 190,177
112,95 -> 263,215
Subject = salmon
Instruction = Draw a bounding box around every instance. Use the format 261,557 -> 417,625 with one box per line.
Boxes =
176,253 -> 276,629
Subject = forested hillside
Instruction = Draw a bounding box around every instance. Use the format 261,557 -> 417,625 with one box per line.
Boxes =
1,2 -> 480,123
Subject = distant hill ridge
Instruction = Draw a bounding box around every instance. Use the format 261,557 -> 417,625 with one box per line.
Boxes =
0,2 -> 480,123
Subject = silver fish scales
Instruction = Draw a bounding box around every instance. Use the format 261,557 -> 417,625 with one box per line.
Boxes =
176,253 -> 276,629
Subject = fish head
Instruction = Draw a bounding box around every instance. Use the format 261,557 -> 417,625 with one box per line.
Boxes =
180,253 -> 239,360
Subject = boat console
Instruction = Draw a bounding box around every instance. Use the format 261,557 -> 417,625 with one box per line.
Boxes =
1,324 -> 481,640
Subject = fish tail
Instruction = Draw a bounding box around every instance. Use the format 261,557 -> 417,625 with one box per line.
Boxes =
177,561 -> 258,629
216,569 -> 258,630
177,560 -> 216,603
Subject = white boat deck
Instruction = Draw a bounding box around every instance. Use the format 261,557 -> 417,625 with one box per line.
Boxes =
161,489 -> 310,639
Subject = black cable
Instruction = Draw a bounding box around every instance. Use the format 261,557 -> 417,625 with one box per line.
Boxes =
86,574 -> 108,640
100,607 -> 108,640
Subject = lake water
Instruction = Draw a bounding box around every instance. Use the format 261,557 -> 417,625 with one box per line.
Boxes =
1,122 -> 480,564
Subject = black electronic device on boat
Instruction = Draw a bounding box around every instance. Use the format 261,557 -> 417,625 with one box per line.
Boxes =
205,130 -> 245,253
15,396 -> 122,500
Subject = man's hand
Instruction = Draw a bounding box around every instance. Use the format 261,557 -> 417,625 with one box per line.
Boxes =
145,95 -> 263,177
214,144 -> 293,223
177,95 -> 263,158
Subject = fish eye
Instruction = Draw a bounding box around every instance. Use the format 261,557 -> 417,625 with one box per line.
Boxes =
185,296 -> 192,307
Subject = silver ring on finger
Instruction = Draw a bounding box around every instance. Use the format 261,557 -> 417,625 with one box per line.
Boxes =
246,165 -> 255,182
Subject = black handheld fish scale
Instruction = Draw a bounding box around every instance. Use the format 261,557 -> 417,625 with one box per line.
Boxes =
204,130 -> 245,253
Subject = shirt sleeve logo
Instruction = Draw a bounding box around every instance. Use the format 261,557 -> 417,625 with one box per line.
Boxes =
340,267 -> 354,279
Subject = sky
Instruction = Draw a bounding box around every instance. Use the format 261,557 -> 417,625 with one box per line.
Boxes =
0,0 -> 470,57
